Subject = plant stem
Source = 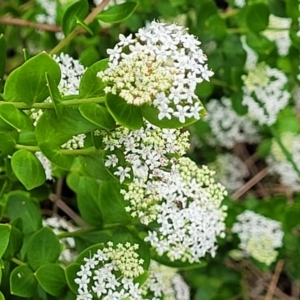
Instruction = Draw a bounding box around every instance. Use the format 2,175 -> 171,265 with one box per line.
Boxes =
270,127 -> 300,178
219,9 -> 240,19
49,0 -> 111,55
0,96 -> 106,109
11,257 -> 27,266
57,227 -> 97,238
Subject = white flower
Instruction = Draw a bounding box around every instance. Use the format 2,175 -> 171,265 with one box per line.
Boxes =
98,21 -> 213,123
35,151 -> 53,180
105,154 -> 119,168
232,210 -> 284,265
113,166 -> 131,183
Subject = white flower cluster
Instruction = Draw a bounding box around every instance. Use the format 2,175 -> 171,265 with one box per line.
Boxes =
93,0 -> 125,9
98,20 -> 213,123
210,153 -> 249,193
123,157 -> 227,263
36,0 -> 57,25
35,151 -> 53,180
101,121 -> 190,184
232,210 -> 283,265
267,133 -> 300,190
61,134 -> 86,150
75,242 -> 144,300
242,63 -> 290,125
263,15 -> 292,56
241,36 -> 258,70
43,216 -> 77,263
204,97 -> 260,148
141,261 -> 190,300
233,0 -> 246,8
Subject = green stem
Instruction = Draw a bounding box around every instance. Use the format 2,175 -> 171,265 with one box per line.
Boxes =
211,78 -> 238,92
57,227 -> 97,238
49,0 -> 111,55
227,28 -> 248,34
219,8 -> 240,19
270,127 -> 300,178
0,180 -> 8,199
11,257 -> 27,266
0,96 -> 106,109
15,144 -> 40,152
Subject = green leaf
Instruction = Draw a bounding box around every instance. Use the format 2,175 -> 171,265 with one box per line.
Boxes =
36,108 -> 97,146
0,224 -> 11,258
36,264 -> 67,296
0,104 -> 33,131
79,154 -> 116,181
11,149 -> 46,190
268,0 -> 287,17
65,263 -> 81,294
106,93 -> 143,130
77,176 -> 103,227
62,0 -> 89,35
79,103 -> 115,130
3,52 -> 61,105
79,59 -> 108,98
246,32 -> 275,55
142,105 -> 206,128
99,182 -> 130,225
205,14 -> 226,40
6,191 -> 42,234
45,72 -> 63,116
97,2 -> 138,23
66,172 -> 81,193
10,265 -> 37,297
0,291 -> 4,300
75,16 -> 93,35
40,143 -> 74,170
27,227 -> 61,270
2,225 -> 23,260
0,34 -> 6,91
245,3 -> 270,33
0,131 -> 17,157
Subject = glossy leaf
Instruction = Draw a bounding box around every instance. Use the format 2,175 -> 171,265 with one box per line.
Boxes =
10,265 -> 37,297
45,72 -> 63,116
79,103 -> 115,130
0,104 -> 33,131
0,291 -> 4,300
3,52 -> 61,105
36,264 -> 67,296
11,149 -> 46,190
39,143 -> 74,170
0,132 -> 17,157
6,191 -> 42,235
0,224 -> 11,258
65,263 -> 81,294
245,3 -> 270,33
97,2 -> 138,23
79,154 -> 116,181
77,176 -> 103,227
26,227 -> 61,270
62,0 -> 89,35
2,225 -> 23,260
106,93 -> 143,130
99,182 -> 130,225
79,59 -> 108,98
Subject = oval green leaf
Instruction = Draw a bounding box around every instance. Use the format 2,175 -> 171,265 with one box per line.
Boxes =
79,103 -> 115,130
65,263 -> 81,294
79,59 -> 108,98
11,149 -> 46,190
0,224 -> 11,258
97,2 -> 138,23
6,191 -> 42,235
3,52 -> 61,105
106,93 -> 143,130
0,104 -> 33,131
36,264 -> 67,296
10,265 -> 37,297
27,227 -> 61,270
245,3 -> 270,33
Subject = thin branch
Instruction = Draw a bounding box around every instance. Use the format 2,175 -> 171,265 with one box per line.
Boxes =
50,0 -> 110,55
265,260 -> 285,300
0,17 -> 61,32
231,168 -> 268,200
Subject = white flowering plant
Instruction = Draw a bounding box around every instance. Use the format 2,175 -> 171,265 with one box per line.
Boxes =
0,0 -> 300,299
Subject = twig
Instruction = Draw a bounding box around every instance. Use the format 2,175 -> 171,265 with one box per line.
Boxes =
0,17 -> 61,32
50,0 -> 110,55
231,168 -> 268,200
265,260 -> 285,300
49,194 -> 88,227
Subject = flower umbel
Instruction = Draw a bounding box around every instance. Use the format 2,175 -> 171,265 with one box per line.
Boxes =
98,20 -> 213,123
